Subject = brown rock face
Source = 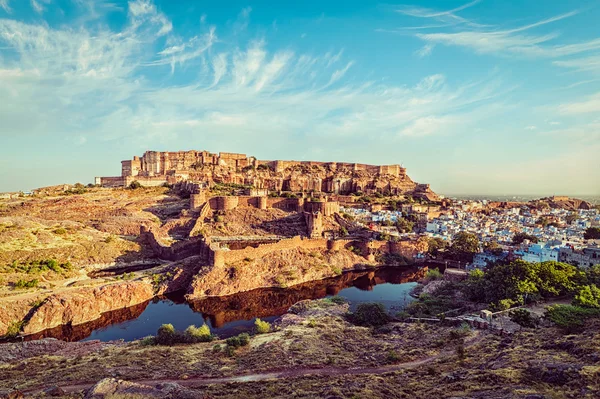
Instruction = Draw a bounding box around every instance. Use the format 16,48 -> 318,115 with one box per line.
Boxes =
22,281 -> 155,335
186,247 -> 375,299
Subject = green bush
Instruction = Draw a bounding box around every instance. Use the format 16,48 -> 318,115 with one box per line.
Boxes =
426,268 -> 443,280
327,295 -> 347,305
509,308 -> 538,328
348,303 -> 390,327
4,320 -> 24,338
139,336 -> 156,346
238,333 -> 250,346
226,336 -> 241,348
184,324 -> 214,343
14,279 -> 39,289
545,305 -> 600,332
255,318 -> 271,334
573,284 -> 600,308
386,350 -> 400,362
53,227 -> 67,235
156,323 -> 177,345
129,181 -> 142,189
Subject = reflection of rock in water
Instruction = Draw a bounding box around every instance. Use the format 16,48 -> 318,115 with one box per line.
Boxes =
23,301 -> 150,342
189,267 -> 424,328
20,266 -> 424,342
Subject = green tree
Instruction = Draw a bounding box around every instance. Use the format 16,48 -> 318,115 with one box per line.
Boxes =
448,232 -> 480,262
396,218 -> 414,233
483,241 -> 503,256
573,285 -> 600,308
427,237 -> 448,256
584,227 -> 600,240
512,232 -> 539,245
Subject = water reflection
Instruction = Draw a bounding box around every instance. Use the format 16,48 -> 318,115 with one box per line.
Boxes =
23,266 -> 425,342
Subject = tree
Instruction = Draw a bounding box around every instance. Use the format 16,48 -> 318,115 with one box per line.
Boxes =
584,227 -> 600,240
396,218 -> 414,233
573,285 -> 600,308
448,232 -> 480,262
512,232 -> 539,245
427,237 -> 448,256
483,241 -> 503,256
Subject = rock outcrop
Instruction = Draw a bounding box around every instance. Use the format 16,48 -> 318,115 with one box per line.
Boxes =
186,247 -> 374,299
22,281 -> 155,335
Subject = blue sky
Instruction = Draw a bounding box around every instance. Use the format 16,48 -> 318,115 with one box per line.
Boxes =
0,0 -> 599,195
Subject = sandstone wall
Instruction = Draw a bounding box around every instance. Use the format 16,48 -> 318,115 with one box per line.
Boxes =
214,236 -> 329,266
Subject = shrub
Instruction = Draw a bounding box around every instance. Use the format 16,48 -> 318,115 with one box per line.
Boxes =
348,303 -> 390,327
386,350 -> 400,362
184,324 -> 214,343
224,345 -> 235,357
330,266 -> 342,276
255,318 -> 271,334
4,320 -> 24,338
129,181 -> 142,189
139,336 -> 156,346
573,284 -> 600,308
235,333 -> 249,346
545,304 -> 600,333
509,308 -> 538,328
14,279 -> 39,289
156,323 -> 177,345
226,336 -> 241,348
426,268 -> 443,280
212,344 -> 221,353
53,227 -> 67,235
327,295 -> 347,305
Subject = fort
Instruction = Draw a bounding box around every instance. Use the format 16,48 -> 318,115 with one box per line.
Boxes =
96,150 -> 440,201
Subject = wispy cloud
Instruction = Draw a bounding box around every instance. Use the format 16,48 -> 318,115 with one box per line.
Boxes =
558,92 -> 600,114
554,55 -> 600,74
395,5 -> 600,60
415,43 -> 434,57
0,0 -> 11,13
396,0 -> 484,28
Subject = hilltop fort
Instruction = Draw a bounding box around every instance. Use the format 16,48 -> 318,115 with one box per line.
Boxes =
95,150 -> 439,202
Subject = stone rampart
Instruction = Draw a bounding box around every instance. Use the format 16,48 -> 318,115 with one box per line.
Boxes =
212,236 -> 329,266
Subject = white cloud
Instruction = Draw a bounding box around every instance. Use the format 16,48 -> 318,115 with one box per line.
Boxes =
326,61 -> 354,87
415,43 -> 434,57
558,93 -> 600,115
0,0 -> 10,13
396,0 -> 484,28
525,125 -> 537,131
30,0 -> 51,14
554,55 -> 600,74
398,7 -> 600,59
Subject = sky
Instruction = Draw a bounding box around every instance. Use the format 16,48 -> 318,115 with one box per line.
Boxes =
0,0 -> 599,196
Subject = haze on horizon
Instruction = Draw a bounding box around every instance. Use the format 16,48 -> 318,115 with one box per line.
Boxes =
0,0 -> 599,196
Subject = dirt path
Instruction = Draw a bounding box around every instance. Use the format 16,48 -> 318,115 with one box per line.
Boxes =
23,332 -> 484,395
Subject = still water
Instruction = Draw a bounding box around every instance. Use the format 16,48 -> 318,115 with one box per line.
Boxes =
26,267 -> 423,342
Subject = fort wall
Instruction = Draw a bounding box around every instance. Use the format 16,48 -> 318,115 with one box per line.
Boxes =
212,236 -> 329,266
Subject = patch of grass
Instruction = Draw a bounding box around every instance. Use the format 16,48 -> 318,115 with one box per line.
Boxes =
545,305 -> 600,333
347,303 -> 390,327
53,227 -> 67,235
330,266 -> 342,276
14,278 -> 39,289
139,336 -> 156,346
4,320 -> 24,338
